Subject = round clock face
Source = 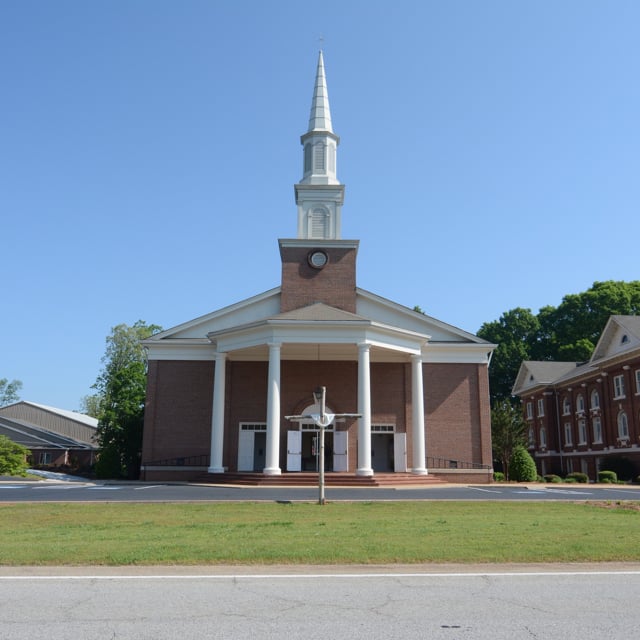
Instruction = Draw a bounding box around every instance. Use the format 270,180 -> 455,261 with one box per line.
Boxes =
308,250 -> 328,269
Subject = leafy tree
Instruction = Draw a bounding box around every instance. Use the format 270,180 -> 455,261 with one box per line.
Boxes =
536,281 -> 640,361
491,400 -> 528,480
0,434 -> 30,476
477,308 -> 540,402
509,445 -> 538,482
0,378 -> 22,407
93,321 -> 161,479
478,281 -> 640,403
79,394 -> 101,418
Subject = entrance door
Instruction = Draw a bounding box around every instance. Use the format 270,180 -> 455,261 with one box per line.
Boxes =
238,430 -> 254,471
371,433 -> 394,472
394,432 -> 407,472
287,430 -> 302,471
333,431 -> 348,472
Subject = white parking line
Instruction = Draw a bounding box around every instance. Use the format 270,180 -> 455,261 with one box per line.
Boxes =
469,487 -> 503,493
0,485 -> 27,489
87,486 -> 122,490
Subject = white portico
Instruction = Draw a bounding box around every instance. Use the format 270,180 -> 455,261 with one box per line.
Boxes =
205,302 -> 431,476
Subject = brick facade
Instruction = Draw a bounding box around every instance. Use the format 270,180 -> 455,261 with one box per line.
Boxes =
514,317 -> 640,481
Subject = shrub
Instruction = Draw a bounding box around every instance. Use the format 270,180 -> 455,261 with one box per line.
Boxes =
635,475 -> 640,485
0,435 -> 30,477
509,446 -> 538,482
543,474 -> 562,483
565,472 -> 588,483
493,471 -> 505,482
598,470 -> 618,484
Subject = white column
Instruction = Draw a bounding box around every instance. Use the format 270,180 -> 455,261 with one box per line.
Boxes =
357,342 -> 373,476
264,342 -> 282,475
208,352 -> 227,473
411,353 -> 428,475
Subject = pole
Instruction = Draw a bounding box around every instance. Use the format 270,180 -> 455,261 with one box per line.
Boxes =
318,386 -> 326,505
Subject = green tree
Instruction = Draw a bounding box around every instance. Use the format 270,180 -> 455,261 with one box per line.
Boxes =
79,394 -> 101,418
477,308 -> 540,402
93,321 -> 161,479
491,400 -> 528,481
509,445 -> 538,482
0,378 -> 22,407
478,281 -> 640,403
536,281 -> 640,361
0,434 -> 30,476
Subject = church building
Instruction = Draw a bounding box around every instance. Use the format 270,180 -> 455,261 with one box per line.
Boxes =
140,53 -> 495,484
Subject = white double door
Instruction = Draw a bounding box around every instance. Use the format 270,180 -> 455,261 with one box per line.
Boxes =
286,429 -> 348,472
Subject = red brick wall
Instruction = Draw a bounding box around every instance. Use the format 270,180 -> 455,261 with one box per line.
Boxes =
142,360 -> 214,463
424,362 -> 491,466
142,358 -> 492,473
279,245 -> 357,313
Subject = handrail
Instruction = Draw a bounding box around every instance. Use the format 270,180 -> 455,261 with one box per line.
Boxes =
141,454 -> 210,467
426,456 -> 491,470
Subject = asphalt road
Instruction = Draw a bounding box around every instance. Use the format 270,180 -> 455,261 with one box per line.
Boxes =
1,565 -> 639,639
2,478 -> 640,502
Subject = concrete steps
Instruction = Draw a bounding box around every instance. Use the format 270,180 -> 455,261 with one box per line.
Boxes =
197,472 -> 446,487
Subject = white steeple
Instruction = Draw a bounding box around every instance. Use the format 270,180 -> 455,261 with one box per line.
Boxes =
295,51 -> 345,240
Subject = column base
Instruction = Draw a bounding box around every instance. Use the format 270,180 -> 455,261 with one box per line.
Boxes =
411,468 -> 429,476
207,467 -> 225,474
356,468 -> 374,477
263,467 -> 282,476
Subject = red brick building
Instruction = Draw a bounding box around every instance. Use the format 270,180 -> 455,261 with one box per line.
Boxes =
140,52 -> 495,483
512,315 -> 640,481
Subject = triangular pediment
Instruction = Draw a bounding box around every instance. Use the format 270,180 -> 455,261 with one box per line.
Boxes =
146,288 -> 281,341
591,315 -> 640,363
356,288 -> 490,344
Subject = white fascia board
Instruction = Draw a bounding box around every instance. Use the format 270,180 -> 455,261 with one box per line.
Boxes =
422,342 -> 494,364
145,340 -> 216,361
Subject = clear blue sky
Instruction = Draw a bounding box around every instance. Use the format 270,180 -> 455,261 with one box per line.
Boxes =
2,1 -> 638,412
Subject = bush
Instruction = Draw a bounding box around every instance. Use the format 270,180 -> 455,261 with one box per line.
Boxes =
493,471 -> 505,482
565,472 -> 588,483
509,446 -> 538,482
635,475 -> 640,485
0,435 -> 30,477
95,445 -> 124,479
543,474 -> 562,483
598,470 -> 618,484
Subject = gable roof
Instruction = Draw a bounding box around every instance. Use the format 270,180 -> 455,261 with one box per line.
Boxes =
591,315 -> 640,363
512,361 -> 580,396
0,416 -> 97,450
0,402 -> 97,445
512,315 -> 640,396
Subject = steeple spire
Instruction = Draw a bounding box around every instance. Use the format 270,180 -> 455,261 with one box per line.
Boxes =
295,51 -> 345,239
307,50 -> 333,133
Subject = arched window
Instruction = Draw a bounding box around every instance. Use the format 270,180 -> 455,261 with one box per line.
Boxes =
590,389 -> 600,409
562,397 -> 571,415
576,394 -> 585,413
617,411 -> 629,440
539,427 -> 547,448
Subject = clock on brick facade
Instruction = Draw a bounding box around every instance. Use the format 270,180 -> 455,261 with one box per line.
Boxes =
308,250 -> 328,269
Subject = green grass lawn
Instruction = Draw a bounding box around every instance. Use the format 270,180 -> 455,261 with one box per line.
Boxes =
1,501 -> 638,566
